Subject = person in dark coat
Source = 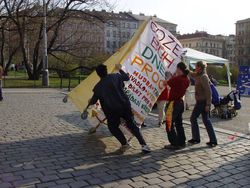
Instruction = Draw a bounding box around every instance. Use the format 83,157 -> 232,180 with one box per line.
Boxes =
84,64 -> 151,153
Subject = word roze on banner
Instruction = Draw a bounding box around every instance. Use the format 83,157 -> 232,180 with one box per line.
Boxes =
121,20 -> 185,124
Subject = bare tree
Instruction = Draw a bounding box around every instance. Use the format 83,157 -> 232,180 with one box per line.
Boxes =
1,0 -> 112,80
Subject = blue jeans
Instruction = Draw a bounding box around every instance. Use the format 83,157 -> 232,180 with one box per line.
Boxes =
190,100 -> 217,143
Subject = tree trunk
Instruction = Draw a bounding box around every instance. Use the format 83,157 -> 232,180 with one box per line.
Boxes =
28,72 -> 40,80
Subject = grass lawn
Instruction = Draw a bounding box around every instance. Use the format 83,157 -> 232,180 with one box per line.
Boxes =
3,71 -> 87,89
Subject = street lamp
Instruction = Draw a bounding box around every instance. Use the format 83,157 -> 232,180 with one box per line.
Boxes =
42,0 -> 49,86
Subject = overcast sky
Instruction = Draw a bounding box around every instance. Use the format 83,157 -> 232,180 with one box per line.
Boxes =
110,0 -> 250,35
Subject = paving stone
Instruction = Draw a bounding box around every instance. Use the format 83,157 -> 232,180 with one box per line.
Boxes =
237,178 -> 250,186
171,177 -> 189,184
69,180 -> 89,188
36,182 -> 57,188
40,175 -> 60,182
184,168 -> 200,175
158,181 -> 175,188
145,178 -> 163,185
56,178 -> 75,185
171,171 -> 189,178
49,184 -> 70,188
129,181 -> 148,188
159,175 -> 174,181
219,183 -> 241,188
204,182 -> 224,188
101,182 -> 120,188
13,178 -> 41,187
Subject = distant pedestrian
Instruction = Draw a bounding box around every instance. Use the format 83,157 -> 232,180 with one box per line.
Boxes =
164,62 -> 190,150
0,65 -> 3,101
188,61 -> 217,147
83,64 -> 151,154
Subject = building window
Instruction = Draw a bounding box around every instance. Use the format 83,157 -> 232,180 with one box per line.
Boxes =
189,43 -> 191,47
108,21 -> 114,27
113,31 -> 116,38
127,32 -> 130,38
113,41 -> 116,48
107,30 -> 110,37
107,41 -> 110,48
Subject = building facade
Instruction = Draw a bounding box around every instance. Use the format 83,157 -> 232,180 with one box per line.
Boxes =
177,31 -> 225,58
236,18 -> 250,66
94,11 -> 177,54
93,10 -> 138,54
129,13 -> 177,35
55,10 -> 177,55
224,35 -> 236,63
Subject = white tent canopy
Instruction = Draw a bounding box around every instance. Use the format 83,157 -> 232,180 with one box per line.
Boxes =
183,48 -> 232,91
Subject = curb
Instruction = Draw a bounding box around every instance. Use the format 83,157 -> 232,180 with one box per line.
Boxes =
3,88 -> 62,93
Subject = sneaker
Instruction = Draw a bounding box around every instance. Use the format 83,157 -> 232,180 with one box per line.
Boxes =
119,144 -> 131,153
188,139 -> 200,144
164,145 -> 180,150
141,145 -> 151,153
206,142 -> 217,147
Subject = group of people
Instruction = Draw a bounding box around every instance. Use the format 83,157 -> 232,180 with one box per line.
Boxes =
84,60 -> 217,154
158,61 -> 217,150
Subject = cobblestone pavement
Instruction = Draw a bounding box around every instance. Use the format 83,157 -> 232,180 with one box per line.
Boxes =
0,89 -> 250,188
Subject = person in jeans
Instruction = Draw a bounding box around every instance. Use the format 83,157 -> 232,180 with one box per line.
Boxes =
84,64 -> 151,153
164,62 -> 190,150
188,61 -> 217,147
156,86 -> 169,127
0,65 -> 3,101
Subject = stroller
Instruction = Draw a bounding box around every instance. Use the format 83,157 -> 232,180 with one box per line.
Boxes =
210,84 -> 242,119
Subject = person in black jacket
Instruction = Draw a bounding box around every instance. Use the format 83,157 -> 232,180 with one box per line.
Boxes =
84,64 -> 151,154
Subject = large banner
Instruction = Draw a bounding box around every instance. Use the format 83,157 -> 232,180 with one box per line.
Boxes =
68,19 -> 184,124
121,20 -> 184,123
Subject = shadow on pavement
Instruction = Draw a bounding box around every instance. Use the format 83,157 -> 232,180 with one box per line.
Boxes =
1,131 -> 249,187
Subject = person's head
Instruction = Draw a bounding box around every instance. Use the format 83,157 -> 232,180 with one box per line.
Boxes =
195,61 -> 207,74
96,64 -> 107,78
165,71 -> 172,80
176,62 -> 189,76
